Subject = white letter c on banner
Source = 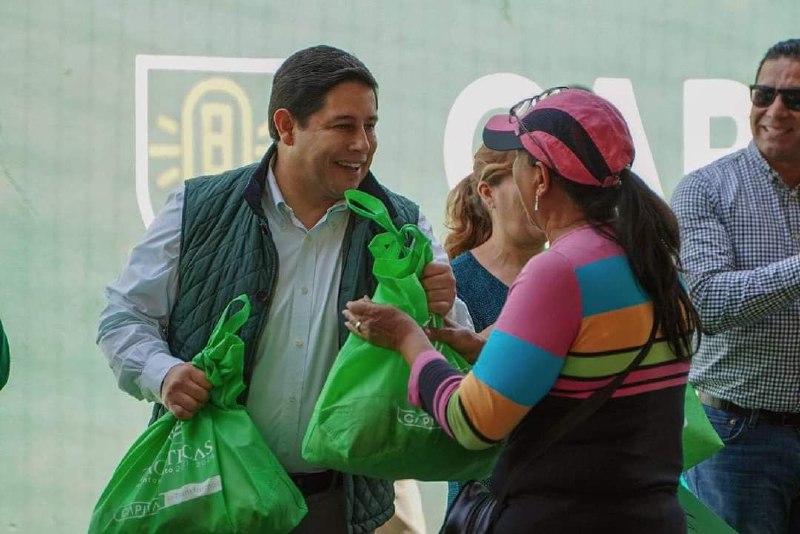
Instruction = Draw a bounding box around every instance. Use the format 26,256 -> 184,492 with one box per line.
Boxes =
443,73 -> 541,190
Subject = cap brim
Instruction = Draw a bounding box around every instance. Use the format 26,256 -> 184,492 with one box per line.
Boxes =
482,114 -> 524,152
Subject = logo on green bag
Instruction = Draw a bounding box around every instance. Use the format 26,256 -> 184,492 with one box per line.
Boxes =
162,475 -> 223,508
397,407 -> 438,430
138,424 -> 216,485
113,499 -> 163,521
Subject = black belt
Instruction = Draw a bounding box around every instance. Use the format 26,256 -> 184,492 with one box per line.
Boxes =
289,470 -> 342,497
698,391 -> 800,427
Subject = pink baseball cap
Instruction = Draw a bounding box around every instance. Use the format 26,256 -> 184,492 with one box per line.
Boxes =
482,88 -> 635,188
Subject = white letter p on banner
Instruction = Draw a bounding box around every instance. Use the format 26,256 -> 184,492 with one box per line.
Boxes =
683,79 -> 751,175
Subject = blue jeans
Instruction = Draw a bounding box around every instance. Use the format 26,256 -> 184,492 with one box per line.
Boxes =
684,405 -> 800,534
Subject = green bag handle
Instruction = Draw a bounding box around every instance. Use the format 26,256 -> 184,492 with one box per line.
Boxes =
346,190 -> 469,369
208,294 -> 251,343
345,189 -> 401,236
192,294 -> 251,392
346,190 -> 433,270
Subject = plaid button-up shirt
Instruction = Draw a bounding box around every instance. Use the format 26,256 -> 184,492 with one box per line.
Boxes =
672,141 -> 800,412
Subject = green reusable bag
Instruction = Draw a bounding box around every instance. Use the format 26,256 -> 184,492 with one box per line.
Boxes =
682,383 -> 724,470
302,190 -> 498,481
679,484 -> 737,533
89,295 -> 307,534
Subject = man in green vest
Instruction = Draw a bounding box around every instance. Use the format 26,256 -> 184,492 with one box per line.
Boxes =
98,45 -> 468,533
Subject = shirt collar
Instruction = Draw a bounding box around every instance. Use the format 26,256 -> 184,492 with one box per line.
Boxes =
266,164 -> 288,213
747,140 -> 794,190
265,164 -> 349,226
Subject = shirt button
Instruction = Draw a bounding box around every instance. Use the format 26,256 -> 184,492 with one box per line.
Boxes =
255,290 -> 269,302
294,337 -> 304,348
300,287 -> 309,295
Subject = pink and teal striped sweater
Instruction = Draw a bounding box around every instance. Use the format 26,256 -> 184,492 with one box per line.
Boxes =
411,225 -> 689,531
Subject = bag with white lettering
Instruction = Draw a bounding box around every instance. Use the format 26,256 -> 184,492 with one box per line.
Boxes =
302,190 -> 499,481
88,295 -> 307,534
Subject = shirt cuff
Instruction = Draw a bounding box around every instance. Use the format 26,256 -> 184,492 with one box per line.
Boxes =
408,349 -> 446,407
446,297 -> 475,331
138,352 -> 186,404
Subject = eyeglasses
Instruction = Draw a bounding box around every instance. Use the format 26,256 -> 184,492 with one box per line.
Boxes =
509,86 -> 570,136
508,87 -> 569,172
749,84 -> 800,112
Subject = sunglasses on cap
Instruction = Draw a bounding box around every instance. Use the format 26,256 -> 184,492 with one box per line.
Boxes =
749,84 -> 800,112
507,87 -> 570,172
509,86 -> 570,134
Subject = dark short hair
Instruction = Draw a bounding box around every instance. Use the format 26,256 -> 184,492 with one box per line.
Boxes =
267,45 -> 379,141
755,38 -> 800,81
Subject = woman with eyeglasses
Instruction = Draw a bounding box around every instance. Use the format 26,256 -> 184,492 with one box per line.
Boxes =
440,144 -> 547,515
344,88 -> 699,532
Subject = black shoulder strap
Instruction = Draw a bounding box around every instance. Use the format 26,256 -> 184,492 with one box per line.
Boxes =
497,314 -> 660,503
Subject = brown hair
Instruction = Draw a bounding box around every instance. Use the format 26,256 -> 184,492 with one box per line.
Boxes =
443,146 -> 514,259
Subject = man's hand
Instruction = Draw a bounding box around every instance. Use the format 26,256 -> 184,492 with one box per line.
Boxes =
421,262 -> 456,316
161,363 -> 212,420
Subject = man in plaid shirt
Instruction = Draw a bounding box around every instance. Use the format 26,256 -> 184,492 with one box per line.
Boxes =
672,38 -> 800,534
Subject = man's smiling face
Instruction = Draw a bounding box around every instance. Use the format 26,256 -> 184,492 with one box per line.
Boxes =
290,80 -> 378,202
750,57 -> 800,171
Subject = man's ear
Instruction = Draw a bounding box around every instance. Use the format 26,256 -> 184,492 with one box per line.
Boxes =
273,109 -> 295,146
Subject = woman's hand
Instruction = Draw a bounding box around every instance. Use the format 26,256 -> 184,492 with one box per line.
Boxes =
426,318 -> 488,365
344,298 -> 434,365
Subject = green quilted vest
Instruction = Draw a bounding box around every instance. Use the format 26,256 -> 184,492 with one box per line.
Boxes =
161,145 -> 419,533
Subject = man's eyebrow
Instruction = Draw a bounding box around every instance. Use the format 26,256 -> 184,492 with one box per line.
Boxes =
329,114 -> 379,122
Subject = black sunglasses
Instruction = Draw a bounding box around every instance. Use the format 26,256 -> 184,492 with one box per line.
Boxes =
749,84 -> 800,112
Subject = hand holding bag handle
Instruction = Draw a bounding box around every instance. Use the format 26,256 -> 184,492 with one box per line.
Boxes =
441,313 -> 660,533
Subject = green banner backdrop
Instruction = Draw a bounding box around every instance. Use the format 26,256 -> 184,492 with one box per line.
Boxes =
0,0 -> 797,531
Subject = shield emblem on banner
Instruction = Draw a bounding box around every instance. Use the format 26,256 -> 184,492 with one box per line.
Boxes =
134,55 -> 283,227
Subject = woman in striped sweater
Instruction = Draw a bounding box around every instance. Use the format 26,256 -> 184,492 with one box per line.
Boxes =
344,88 -> 699,533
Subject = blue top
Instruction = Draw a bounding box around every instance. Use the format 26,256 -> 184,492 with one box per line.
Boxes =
451,251 -> 509,332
